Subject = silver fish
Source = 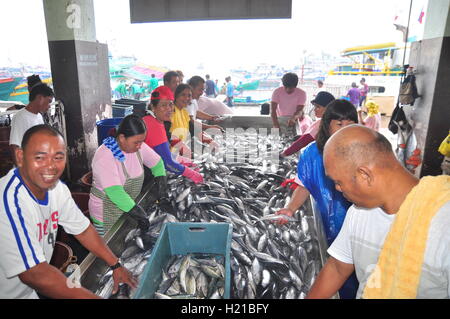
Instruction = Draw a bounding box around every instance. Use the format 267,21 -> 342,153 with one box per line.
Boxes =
252,213 -> 298,225
176,187 -> 191,203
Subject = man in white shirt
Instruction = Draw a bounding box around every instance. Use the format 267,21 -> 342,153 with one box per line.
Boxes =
9,83 -> 54,166
307,125 -> 450,299
0,125 -> 137,299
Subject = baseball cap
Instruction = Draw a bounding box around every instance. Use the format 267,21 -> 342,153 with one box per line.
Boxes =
151,85 -> 174,101
311,91 -> 335,107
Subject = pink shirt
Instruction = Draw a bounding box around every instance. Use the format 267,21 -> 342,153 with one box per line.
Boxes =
271,87 -> 306,116
297,115 -> 313,135
89,143 -> 161,222
364,114 -> 381,132
304,119 -> 321,138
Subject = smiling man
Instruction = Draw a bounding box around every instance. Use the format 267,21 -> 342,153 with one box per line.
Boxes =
0,125 -> 137,299
307,125 -> 450,299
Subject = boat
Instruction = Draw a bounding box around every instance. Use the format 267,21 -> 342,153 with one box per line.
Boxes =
9,75 -> 52,105
325,42 -> 407,115
0,76 -> 22,101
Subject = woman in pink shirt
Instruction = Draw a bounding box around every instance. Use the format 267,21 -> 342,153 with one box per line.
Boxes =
358,100 -> 381,132
89,115 -> 167,235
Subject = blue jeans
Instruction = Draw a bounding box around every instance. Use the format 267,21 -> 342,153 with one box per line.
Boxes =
339,272 -> 359,299
359,95 -> 367,106
227,97 -> 234,107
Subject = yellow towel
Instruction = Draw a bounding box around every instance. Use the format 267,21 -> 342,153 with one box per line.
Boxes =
170,105 -> 190,142
363,175 -> 450,299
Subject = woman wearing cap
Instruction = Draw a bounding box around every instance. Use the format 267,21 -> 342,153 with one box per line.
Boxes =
280,91 -> 335,157
142,86 -> 203,184
89,114 -> 167,236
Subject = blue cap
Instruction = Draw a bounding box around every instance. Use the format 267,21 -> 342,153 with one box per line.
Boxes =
311,91 -> 335,107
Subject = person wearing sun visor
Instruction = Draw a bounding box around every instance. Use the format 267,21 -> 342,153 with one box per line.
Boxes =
142,86 -> 203,185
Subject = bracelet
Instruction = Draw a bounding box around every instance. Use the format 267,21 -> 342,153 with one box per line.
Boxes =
110,260 -> 122,271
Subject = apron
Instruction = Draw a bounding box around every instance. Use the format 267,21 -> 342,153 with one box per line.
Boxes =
90,151 -> 144,235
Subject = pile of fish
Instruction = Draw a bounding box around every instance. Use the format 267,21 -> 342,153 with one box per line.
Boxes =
154,254 -> 226,299
92,131 -> 325,299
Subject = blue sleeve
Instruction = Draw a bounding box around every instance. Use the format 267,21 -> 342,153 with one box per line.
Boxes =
153,142 -> 186,175
296,143 -> 352,245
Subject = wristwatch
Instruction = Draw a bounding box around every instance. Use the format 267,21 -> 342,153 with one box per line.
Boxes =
110,259 -> 122,271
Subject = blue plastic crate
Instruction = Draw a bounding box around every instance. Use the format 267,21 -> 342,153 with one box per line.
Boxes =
96,117 -> 123,146
133,222 -> 233,299
112,104 -> 133,118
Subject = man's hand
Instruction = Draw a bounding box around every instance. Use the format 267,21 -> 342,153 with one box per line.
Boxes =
112,266 -> 138,294
287,117 -> 297,127
274,208 -> 295,225
211,116 -> 224,123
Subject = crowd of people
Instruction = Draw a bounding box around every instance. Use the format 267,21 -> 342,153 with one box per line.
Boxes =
0,70 -> 448,299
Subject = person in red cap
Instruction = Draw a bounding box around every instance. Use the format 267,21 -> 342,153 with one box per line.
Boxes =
142,86 -> 203,185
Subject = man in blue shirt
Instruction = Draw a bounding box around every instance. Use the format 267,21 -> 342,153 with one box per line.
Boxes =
205,74 -> 216,98
225,76 -> 234,107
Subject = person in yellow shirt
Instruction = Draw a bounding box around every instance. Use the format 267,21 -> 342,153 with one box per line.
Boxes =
170,84 -> 193,157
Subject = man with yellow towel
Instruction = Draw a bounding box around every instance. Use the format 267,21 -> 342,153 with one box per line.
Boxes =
307,125 -> 450,299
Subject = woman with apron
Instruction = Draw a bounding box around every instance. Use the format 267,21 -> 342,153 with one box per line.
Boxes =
89,114 -> 167,236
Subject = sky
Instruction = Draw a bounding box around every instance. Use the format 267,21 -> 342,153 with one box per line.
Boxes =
0,0 -> 424,76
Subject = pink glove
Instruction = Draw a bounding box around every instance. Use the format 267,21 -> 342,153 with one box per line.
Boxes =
176,155 -> 195,167
182,166 -> 204,184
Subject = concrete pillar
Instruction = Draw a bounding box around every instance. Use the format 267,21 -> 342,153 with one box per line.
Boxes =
407,0 -> 450,176
43,0 -> 111,181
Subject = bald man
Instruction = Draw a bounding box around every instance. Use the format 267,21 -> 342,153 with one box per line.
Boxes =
307,125 -> 450,299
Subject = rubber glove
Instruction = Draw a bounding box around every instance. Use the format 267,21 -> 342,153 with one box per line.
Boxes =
176,155 -> 196,167
154,176 -> 169,200
182,166 -> 204,184
127,204 -> 150,230
280,178 -> 299,190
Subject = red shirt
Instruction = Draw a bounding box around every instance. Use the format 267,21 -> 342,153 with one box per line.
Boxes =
142,114 -> 167,147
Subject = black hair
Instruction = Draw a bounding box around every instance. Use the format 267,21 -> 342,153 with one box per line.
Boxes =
29,83 -> 54,102
116,114 -> 146,138
163,71 -> 180,85
175,70 -> 184,78
316,99 -> 358,153
174,83 -> 192,102
21,124 -> 64,150
187,76 -> 205,88
27,74 -> 42,93
282,73 -> 299,88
